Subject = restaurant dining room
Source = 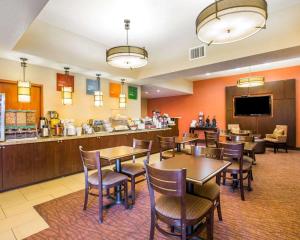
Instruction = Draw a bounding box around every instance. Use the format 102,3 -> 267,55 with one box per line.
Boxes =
0,0 -> 299,239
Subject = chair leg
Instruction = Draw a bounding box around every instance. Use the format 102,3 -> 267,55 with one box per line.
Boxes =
273,143 -> 276,153
149,210 -> 155,240
131,176 -> 136,205
216,195 -> 222,221
207,209 -> 214,240
83,185 -> 89,210
285,143 -> 288,153
247,172 -> 252,191
222,172 -> 226,185
98,188 -> 103,223
250,169 -> 254,181
240,173 -> 245,201
124,181 -> 129,209
181,223 -> 186,240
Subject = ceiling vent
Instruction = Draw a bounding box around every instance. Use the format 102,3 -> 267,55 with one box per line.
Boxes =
189,45 -> 206,60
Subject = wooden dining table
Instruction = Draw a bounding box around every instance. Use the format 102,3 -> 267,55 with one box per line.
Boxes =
99,146 -> 149,204
152,154 -> 231,187
175,136 -> 200,152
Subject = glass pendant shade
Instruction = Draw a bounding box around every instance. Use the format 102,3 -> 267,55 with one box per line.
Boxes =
237,76 -> 264,88
196,0 -> 268,45
119,93 -> 126,109
94,91 -> 103,107
18,58 -> 31,103
62,86 -> 73,105
18,80 -> 31,102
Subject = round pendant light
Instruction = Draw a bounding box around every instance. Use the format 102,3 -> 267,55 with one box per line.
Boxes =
119,79 -> 126,109
106,19 -> 148,69
196,0 -> 268,45
94,74 -> 103,107
18,58 -> 31,103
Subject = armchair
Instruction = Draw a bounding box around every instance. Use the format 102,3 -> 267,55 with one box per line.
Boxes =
265,125 -> 288,153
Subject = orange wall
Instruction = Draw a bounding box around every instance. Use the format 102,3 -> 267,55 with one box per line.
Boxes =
147,66 -> 300,147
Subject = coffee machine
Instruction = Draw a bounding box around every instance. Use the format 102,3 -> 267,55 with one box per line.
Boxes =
47,111 -> 61,136
39,117 -> 49,137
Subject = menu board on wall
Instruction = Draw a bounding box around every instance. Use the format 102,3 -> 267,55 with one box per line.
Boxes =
109,82 -> 121,98
56,73 -> 74,92
128,86 -> 138,100
86,79 -> 100,95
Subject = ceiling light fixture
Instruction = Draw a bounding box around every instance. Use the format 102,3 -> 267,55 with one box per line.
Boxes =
196,0 -> 268,45
94,74 -> 103,107
119,79 -> 126,109
237,76 -> 264,88
61,67 -> 73,105
18,58 -> 31,103
106,19 -> 148,69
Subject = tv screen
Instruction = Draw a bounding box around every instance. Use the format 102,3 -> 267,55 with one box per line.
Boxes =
234,95 -> 272,116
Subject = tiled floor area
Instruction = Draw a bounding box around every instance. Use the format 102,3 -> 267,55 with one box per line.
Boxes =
0,153 -> 162,240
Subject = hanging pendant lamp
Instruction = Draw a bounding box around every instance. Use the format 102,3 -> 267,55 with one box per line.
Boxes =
61,67 -> 73,105
106,19 -> 148,69
18,58 -> 31,103
94,73 -> 103,107
119,79 -> 126,109
196,0 -> 268,45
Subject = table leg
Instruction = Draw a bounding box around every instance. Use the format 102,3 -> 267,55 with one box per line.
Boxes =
177,143 -> 181,152
114,159 -> 122,204
252,151 -> 256,165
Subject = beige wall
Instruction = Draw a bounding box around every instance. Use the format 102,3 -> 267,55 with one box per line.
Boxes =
0,58 -> 141,125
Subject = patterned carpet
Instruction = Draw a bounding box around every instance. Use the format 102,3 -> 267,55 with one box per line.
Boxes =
26,150 -> 300,240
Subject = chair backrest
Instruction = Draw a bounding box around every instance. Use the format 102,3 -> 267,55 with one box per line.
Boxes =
158,136 -> 175,150
144,161 -> 187,222
191,145 -> 223,159
218,142 -> 244,170
275,125 -> 288,136
133,138 -> 153,163
204,131 -> 219,148
231,135 -> 254,143
228,124 -> 240,131
79,146 -> 102,185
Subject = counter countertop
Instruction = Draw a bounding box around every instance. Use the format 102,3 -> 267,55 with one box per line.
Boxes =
0,128 -> 172,146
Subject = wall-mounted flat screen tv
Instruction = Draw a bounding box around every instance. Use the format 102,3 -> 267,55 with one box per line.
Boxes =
234,95 -> 272,116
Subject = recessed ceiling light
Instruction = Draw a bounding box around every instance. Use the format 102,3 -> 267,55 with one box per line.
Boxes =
145,91 -> 149,94
156,89 -> 160,93
205,73 -> 211,76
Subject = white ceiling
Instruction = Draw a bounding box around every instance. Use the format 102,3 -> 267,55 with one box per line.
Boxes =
1,0 -> 300,98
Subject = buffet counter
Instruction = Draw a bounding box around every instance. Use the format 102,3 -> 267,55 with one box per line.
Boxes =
0,128 -> 172,146
0,124 -> 179,192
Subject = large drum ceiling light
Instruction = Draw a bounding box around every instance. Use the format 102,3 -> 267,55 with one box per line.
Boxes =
196,0 -> 268,45
106,19 -> 148,69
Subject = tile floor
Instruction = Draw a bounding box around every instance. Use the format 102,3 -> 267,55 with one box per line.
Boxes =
0,153 -> 162,240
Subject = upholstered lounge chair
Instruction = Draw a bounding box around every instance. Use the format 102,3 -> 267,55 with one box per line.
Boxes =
264,125 -> 288,153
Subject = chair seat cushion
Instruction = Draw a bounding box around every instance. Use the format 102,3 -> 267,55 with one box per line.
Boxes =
227,161 -> 252,172
243,155 -> 254,164
193,180 -> 219,201
162,150 -> 174,159
265,137 -> 279,143
155,194 -> 212,220
88,170 -> 127,186
121,162 -> 145,176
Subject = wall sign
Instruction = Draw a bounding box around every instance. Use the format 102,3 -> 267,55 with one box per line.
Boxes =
56,73 -> 74,92
86,79 -> 100,95
128,86 -> 138,100
109,82 -> 121,98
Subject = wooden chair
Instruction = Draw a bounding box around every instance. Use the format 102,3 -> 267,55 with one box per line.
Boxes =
204,131 -> 219,148
182,132 -> 199,153
191,146 -> 224,221
119,139 -> 152,204
79,146 -> 129,223
144,161 -> 214,240
158,136 -> 176,161
218,142 -> 252,201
